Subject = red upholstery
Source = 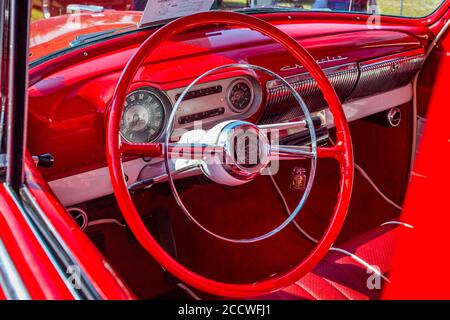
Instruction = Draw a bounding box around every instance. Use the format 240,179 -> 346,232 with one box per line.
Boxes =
254,224 -> 404,300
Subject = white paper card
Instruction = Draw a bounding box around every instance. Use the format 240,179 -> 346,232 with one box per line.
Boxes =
140,0 -> 215,26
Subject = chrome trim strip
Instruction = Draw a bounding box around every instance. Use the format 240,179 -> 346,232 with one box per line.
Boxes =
2,183 -> 103,299
410,74 -> 420,172
18,186 -> 102,300
359,53 -> 424,68
280,56 -> 349,72
3,184 -> 83,299
426,17 -> 450,58
0,238 -> 30,300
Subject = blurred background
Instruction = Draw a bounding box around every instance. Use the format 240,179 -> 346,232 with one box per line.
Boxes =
31,0 -> 445,21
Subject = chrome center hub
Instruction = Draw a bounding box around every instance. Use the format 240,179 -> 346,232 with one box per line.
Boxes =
201,121 -> 271,186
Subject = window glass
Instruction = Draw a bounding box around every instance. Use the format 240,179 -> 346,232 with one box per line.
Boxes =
29,0 -> 446,63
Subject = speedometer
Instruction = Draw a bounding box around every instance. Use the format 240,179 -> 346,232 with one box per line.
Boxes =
120,89 -> 166,143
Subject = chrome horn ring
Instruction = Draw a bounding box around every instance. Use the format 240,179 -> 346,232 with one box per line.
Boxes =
164,63 -> 317,243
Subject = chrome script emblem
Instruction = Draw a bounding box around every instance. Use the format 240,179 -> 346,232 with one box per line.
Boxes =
280,56 -> 349,72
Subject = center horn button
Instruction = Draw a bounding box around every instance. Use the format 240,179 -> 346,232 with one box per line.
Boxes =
200,121 -> 270,186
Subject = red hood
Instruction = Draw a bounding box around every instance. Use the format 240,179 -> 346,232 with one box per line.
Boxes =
30,10 -> 142,62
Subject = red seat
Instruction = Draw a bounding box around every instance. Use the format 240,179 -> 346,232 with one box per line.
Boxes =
254,224 -> 404,300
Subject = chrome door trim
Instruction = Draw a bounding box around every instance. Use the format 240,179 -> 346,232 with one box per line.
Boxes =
0,238 -> 30,300
18,186 -> 102,300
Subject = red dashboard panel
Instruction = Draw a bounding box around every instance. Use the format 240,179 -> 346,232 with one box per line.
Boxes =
28,16 -> 426,180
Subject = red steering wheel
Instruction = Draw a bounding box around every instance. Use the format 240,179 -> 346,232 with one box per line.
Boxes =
106,11 -> 354,298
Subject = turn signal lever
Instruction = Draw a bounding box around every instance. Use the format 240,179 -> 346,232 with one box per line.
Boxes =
276,114 -> 329,147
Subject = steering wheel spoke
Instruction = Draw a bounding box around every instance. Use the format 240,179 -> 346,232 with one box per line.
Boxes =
121,141 -> 224,160
317,144 -> 346,163
121,142 -> 163,157
166,143 -> 225,161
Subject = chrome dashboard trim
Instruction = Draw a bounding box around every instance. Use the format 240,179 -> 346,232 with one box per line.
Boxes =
261,63 -> 359,124
166,75 -> 262,131
280,55 -> 349,71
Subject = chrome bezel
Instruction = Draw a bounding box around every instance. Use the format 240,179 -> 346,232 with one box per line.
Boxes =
387,107 -> 402,127
226,77 -> 255,113
120,87 -> 169,144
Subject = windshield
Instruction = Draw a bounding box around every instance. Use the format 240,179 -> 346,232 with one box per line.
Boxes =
30,0 -> 446,63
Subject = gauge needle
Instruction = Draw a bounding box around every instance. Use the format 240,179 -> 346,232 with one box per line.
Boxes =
128,114 -> 141,131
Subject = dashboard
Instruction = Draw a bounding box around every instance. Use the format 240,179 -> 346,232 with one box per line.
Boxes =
167,75 -> 262,136
27,17 -> 427,206
118,49 -> 423,145
120,74 -> 262,144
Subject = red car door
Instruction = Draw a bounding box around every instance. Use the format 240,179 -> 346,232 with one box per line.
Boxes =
0,0 -> 133,300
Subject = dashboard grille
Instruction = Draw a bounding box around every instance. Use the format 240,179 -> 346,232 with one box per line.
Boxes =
259,52 -> 425,125
259,64 -> 358,124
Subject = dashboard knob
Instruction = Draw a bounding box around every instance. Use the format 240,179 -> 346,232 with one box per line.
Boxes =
33,153 -> 54,168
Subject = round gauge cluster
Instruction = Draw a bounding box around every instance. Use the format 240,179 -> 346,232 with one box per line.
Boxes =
227,80 -> 254,112
120,89 -> 166,143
